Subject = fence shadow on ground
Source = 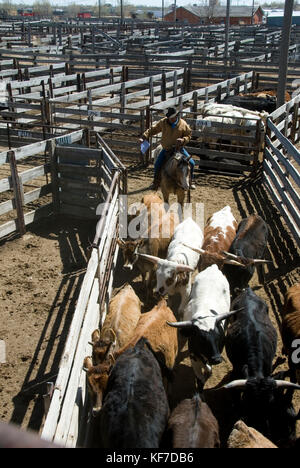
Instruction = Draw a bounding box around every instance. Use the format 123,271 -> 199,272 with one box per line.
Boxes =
9,215 -> 96,432
232,169 -> 300,328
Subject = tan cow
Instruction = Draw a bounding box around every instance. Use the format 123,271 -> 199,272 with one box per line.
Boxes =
227,420 -> 277,448
84,299 -> 178,415
91,283 -> 142,365
118,192 -> 179,299
115,298 -> 178,371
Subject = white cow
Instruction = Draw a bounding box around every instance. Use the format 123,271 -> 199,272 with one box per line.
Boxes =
198,103 -> 267,152
138,217 -> 203,318
167,264 -> 242,390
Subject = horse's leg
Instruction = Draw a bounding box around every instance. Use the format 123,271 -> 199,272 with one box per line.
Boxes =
177,190 -> 186,220
160,180 -> 169,206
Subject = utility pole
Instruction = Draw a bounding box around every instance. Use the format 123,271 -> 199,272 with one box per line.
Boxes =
120,0 -> 124,25
162,0 -> 164,21
224,0 -> 231,64
98,0 -> 101,19
277,0 -> 294,108
251,0 -> 255,25
174,0 -> 177,24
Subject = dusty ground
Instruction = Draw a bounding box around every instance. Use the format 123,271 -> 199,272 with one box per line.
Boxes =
0,154 -> 299,447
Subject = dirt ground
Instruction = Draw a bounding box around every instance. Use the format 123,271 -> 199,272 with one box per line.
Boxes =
0,155 -> 299,447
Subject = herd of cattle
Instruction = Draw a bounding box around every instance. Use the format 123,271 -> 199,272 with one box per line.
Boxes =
83,192 -> 300,448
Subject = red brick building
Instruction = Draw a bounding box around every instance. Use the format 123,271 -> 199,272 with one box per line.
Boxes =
164,6 -> 264,26
77,12 -> 92,19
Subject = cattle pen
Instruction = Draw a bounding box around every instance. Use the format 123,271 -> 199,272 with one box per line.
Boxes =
39,101 -> 299,448
0,19 -> 299,449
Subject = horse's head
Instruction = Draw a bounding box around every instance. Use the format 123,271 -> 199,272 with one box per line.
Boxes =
164,149 -> 191,191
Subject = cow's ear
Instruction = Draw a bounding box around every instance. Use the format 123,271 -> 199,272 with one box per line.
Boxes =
117,239 -> 126,248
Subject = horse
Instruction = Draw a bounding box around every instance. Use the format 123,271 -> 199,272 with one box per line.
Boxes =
159,147 -> 192,208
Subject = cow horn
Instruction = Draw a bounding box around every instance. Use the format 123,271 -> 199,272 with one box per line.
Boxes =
215,307 -> 244,323
175,264 -> 194,273
222,251 -> 239,260
222,379 -> 247,389
223,258 -> 249,267
117,238 -> 126,246
222,251 -> 272,266
252,259 -> 273,265
182,243 -> 206,255
166,320 -> 193,329
137,253 -> 161,264
275,381 -> 300,390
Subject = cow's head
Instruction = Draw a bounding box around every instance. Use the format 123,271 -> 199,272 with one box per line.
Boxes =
167,308 -> 243,365
91,328 -> 116,365
117,238 -> 144,270
165,151 -> 191,191
222,377 -> 300,444
137,253 -> 194,296
83,355 -> 114,416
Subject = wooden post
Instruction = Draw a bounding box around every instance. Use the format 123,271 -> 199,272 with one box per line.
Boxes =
187,57 -> 192,92
8,151 -> 26,236
7,123 -> 11,149
290,101 -> 299,143
217,85 -> 222,102
48,140 -> 60,214
146,106 -> 151,166
161,72 -> 166,101
120,83 -> 126,119
192,91 -> 198,130
149,76 -> 154,106
173,70 -> 178,97
251,71 -> 257,92
235,77 -> 241,95
140,109 -> 145,136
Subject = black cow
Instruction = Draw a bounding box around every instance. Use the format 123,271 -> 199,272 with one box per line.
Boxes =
223,287 -> 300,446
98,337 -> 170,448
222,214 -> 269,295
221,95 -> 276,114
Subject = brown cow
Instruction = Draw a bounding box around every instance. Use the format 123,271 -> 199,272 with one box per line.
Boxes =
281,283 -> 300,384
168,394 -> 220,448
118,192 -> 179,299
227,420 -> 277,448
91,283 -> 142,364
198,206 -> 238,271
84,299 -> 178,415
115,298 -> 178,371
240,90 -> 291,102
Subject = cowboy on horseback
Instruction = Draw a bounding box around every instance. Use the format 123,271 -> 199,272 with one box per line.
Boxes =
139,107 -> 195,190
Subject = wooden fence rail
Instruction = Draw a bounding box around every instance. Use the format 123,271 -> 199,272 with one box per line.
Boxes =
0,129 -> 85,240
263,97 -> 300,247
41,141 -> 126,447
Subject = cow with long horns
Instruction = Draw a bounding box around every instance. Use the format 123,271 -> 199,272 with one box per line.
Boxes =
167,264 -> 243,390
138,217 -> 203,318
223,287 -> 300,446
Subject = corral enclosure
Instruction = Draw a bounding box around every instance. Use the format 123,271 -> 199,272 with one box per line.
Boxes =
0,17 -> 299,448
